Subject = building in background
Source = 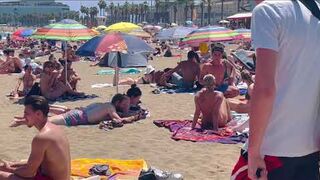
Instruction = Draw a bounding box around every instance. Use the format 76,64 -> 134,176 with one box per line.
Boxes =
0,0 -> 73,26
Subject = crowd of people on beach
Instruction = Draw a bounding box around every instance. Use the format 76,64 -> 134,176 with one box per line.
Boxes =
2,0 -> 320,179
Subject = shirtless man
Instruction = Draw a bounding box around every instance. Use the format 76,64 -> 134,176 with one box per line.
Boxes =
59,60 -> 81,91
199,45 -> 239,98
47,94 -> 145,126
11,65 -> 36,97
40,61 -> 83,100
192,74 -> 231,130
0,49 -> 23,74
2,95 -> 70,180
162,51 -> 200,89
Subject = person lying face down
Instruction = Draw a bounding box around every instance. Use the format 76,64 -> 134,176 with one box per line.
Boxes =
41,94 -> 143,126
192,74 -> 232,131
2,95 -> 71,180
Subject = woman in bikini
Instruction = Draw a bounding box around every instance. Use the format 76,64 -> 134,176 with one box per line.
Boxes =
10,65 -> 37,98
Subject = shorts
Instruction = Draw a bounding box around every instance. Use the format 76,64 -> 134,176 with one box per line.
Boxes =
63,109 -> 89,126
34,171 -> 52,180
215,84 -> 229,93
231,150 -> 319,180
171,72 -> 194,89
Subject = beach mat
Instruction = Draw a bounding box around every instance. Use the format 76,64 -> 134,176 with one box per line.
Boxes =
71,158 -> 148,180
54,94 -> 99,103
154,117 -> 248,144
152,87 -> 197,95
96,68 -> 141,75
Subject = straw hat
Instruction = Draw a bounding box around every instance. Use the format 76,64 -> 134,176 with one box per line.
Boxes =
144,65 -> 155,75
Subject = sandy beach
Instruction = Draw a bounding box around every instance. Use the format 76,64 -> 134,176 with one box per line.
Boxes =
0,51 -> 242,180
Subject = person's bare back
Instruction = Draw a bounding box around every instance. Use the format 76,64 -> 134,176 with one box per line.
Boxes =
35,122 -> 70,180
179,61 -> 200,83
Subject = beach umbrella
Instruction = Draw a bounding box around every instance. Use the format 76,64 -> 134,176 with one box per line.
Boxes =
96,25 -> 107,31
32,19 -> 98,85
127,29 -> 151,38
180,26 -> 242,47
32,19 -> 98,41
105,22 -> 141,33
234,28 -> 251,41
13,28 -> 34,37
156,26 -> 197,40
75,32 -> 153,92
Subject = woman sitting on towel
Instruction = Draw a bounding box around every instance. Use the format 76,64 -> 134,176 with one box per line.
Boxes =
228,70 -> 254,113
192,74 -> 231,130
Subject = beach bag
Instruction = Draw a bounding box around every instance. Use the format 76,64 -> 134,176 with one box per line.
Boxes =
26,82 -> 41,96
299,0 -> 320,20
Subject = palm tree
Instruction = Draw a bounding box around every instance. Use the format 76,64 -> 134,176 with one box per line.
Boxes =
173,3 -> 177,24
190,0 -> 195,21
200,1 -> 204,26
109,2 -> 115,23
143,1 -> 149,23
139,3 -> 144,23
207,0 -> 212,25
155,0 -> 160,23
80,6 -> 89,25
185,1 -> 189,22
124,1 -> 130,22
221,0 -> 224,20
89,7 -> 98,26
98,0 -> 107,16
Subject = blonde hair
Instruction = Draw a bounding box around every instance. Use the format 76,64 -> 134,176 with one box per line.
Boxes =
203,74 -> 216,88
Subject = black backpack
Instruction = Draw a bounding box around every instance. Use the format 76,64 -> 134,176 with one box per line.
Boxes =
298,0 -> 320,20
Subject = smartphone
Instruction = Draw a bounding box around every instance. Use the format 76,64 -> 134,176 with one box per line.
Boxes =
231,50 -> 255,72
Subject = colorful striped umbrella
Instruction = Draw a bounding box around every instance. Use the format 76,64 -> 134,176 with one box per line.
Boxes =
180,26 -> 242,47
13,28 -> 34,37
156,26 -> 197,40
32,19 -> 98,41
76,32 -> 153,93
105,22 -> 141,33
75,32 -> 153,57
234,28 -> 251,41
127,29 -> 151,38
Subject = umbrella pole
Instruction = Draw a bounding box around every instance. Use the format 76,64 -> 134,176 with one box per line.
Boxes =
114,52 -> 121,93
64,41 -> 68,85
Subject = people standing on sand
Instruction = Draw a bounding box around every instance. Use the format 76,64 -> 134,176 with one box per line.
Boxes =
232,0 -> 320,179
192,74 -> 231,130
1,95 -> 70,180
40,61 -> 83,100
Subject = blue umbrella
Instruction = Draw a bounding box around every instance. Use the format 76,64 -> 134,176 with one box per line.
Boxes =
76,32 -> 153,57
156,26 -> 197,40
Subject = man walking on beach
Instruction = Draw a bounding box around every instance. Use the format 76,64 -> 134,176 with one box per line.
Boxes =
0,95 -> 71,180
232,0 -> 320,179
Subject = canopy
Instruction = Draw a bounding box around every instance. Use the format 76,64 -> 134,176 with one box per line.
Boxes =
32,19 -> 98,41
156,26 -> 197,40
227,12 -> 252,20
105,22 -> 141,33
180,26 -> 241,47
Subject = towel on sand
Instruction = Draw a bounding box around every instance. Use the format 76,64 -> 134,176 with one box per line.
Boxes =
154,113 -> 249,143
71,159 -> 148,180
96,68 -> 141,75
53,94 -> 99,103
152,87 -> 197,95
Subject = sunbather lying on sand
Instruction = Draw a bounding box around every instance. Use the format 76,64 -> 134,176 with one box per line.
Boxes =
12,94 -> 146,127
192,74 -> 232,130
2,95 -> 71,180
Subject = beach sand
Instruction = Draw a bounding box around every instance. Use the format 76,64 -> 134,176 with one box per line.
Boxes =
0,51 -> 242,179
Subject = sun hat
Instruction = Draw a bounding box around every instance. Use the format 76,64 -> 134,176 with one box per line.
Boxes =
144,65 -> 155,75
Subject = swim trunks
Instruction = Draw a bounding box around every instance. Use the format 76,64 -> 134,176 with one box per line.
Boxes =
215,84 -> 229,93
34,171 -> 52,180
63,109 -> 89,126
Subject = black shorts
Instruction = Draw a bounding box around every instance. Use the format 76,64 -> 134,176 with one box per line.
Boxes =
232,150 -> 320,180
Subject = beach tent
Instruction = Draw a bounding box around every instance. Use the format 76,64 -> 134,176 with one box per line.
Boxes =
100,52 -> 148,68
